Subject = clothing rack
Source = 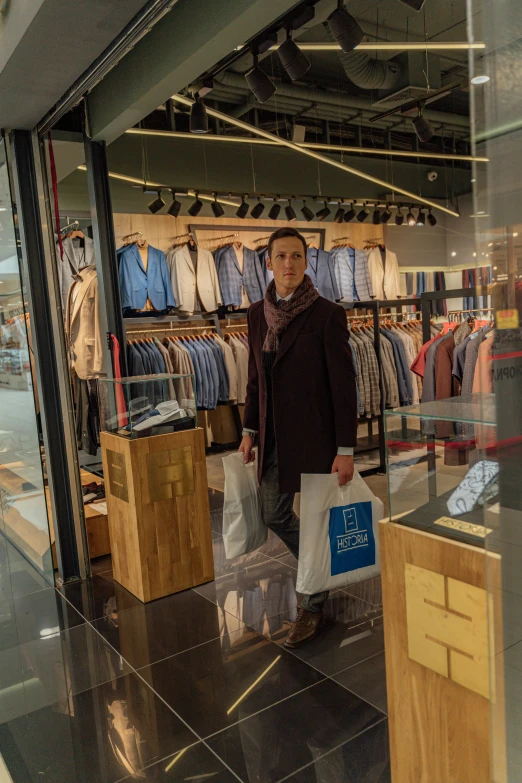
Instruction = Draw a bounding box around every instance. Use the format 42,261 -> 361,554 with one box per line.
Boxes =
190,224 -> 326,250
123,313 -> 223,337
447,307 -> 494,321
60,220 -> 80,235
121,230 -> 143,244
420,286 -> 491,343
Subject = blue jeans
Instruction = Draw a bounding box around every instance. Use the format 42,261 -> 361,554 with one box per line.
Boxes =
259,445 -> 329,613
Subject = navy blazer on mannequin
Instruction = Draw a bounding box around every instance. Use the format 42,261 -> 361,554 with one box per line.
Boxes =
118,244 -> 176,312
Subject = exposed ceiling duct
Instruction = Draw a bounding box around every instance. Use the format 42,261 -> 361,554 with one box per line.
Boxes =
323,23 -> 403,91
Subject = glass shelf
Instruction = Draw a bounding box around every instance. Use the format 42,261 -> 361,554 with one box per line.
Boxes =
391,393 -> 496,425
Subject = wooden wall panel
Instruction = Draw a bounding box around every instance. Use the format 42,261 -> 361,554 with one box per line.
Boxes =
113,213 -> 384,253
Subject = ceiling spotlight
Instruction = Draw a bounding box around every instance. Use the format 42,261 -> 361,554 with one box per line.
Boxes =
250,197 -> 265,219
245,53 -> 276,103
236,196 -> 249,219
395,205 -> 404,226
372,206 -> 382,225
344,202 -> 356,222
301,201 -> 315,222
471,74 -> 490,85
357,203 -> 369,222
412,106 -> 435,142
285,199 -> 297,222
327,2 -> 364,53
334,204 -> 345,223
398,0 -> 427,9
316,200 -> 331,221
278,34 -> 311,81
167,189 -> 181,218
268,201 -> 281,220
188,192 -> 203,217
211,194 -> 225,218
417,208 -> 426,226
381,204 -> 392,224
189,95 -> 208,134
407,206 -> 416,226
148,191 -> 165,214
427,208 -> 437,227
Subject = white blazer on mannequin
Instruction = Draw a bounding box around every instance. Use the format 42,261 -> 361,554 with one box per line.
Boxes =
65,266 -> 106,379
367,247 -> 401,300
167,245 -> 222,314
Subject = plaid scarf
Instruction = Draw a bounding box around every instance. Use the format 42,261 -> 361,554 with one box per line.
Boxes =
263,275 -> 319,353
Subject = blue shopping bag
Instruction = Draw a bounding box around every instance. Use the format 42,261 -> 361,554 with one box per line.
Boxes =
328,501 -> 376,576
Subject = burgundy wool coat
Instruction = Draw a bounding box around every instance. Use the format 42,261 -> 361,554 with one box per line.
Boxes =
243,296 -> 358,493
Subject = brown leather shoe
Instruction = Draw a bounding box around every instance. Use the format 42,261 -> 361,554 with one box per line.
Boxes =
284,608 -> 324,649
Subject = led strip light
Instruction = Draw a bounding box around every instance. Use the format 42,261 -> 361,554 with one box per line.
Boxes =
171,94 -> 460,217
275,42 -> 486,51
126,128 -> 488,164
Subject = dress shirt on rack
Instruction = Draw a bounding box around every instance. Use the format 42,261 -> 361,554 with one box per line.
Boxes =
58,236 -> 95,311
167,245 -> 222,314
118,244 -> 176,313
367,246 -> 401,300
214,245 -> 266,307
305,248 -> 339,302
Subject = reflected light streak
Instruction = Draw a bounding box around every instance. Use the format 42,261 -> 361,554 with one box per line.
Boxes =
226,655 -> 281,715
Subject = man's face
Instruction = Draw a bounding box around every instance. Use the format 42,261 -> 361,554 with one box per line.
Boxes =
267,237 -> 307,290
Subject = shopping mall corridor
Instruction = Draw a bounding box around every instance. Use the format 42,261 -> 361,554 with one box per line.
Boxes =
0,489 -> 389,782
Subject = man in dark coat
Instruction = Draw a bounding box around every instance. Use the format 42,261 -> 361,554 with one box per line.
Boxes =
240,227 -> 358,647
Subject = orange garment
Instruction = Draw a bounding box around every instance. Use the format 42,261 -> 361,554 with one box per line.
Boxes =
410,333 -> 442,378
472,334 -> 495,448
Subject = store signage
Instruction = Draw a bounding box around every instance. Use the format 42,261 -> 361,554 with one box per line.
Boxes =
496,309 -> 519,329
405,562 -> 490,699
434,515 -> 492,539
106,449 -> 129,503
328,501 -> 375,575
146,445 -> 194,501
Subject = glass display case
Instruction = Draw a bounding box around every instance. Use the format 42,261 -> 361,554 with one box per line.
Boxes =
384,393 -> 497,548
98,374 -> 197,438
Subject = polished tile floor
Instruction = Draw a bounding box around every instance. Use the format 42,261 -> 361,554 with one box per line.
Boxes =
0,491 -> 389,782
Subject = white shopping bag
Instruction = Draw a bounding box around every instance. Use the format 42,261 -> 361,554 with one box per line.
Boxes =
222,452 -> 267,559
296,469 -> 383,595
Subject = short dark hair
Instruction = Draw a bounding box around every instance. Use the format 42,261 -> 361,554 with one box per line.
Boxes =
267,227 -> 307,260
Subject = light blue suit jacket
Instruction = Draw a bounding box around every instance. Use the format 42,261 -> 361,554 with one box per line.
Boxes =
118,244 -> 176,311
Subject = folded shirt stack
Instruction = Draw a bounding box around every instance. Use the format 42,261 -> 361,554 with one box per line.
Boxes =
129,400 -> 188,432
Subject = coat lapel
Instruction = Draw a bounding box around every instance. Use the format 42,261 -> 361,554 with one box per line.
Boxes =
182,245 -> 196,275
70,267 -> 97,324
132,243 -> 147,273
273,302 -> 317,368
230,246 -> 242,275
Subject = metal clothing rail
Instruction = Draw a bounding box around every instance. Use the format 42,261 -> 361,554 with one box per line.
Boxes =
420,286 -> 491,343
123,313 -> 223,337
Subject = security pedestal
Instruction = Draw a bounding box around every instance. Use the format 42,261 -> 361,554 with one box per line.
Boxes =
101,427 -> 214,602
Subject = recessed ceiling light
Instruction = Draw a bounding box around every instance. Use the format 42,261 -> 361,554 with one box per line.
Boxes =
471,75 -> 490,85
514,232 -> 519,237
451,251 -> 457,257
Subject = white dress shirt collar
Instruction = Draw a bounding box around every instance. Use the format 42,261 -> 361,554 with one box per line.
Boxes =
276,291 -> 293,302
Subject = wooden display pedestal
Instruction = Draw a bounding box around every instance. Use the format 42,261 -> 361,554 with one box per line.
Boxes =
100,427 -> 214,602
380,520 -> 506,783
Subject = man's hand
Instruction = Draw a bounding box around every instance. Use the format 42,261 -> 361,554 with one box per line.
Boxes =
239,435 -> 255,464
331,455 -> 354,486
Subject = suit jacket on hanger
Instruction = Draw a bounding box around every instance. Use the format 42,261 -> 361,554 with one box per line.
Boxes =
66,265 -> 106,380
305,248 -> 339,302
118,244 -> 176,312
331,248 -> 373,302
167,245 -> 222,314
58,236 -> 95,311
367,247 -> 401,300
215,246 -> 266,307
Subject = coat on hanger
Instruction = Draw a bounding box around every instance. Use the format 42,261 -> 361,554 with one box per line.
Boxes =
167,245 -> 222,314
118,244 -> 176,312
367,247 -> 400,300
65,266 -> 106,379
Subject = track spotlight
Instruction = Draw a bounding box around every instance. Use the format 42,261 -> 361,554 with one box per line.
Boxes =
412,107 -> 435,142
327,2 -> 364,54
278,33 -> 311,81
245,53 -> 276,103
188,192 -> 203,217
344,202 -> 356,222
301,201 -> 315,222
189,96 -> 208,134
417,208 -> 426,226
407,206 -> 416,226
334,204 -> 345,223
167,189 -> 181,218
427,208 -> 437,227
236,196 -> 249,219
357,203 -> 369,222
285,199 -> 297,221
250,197 -> 265,219
268,201 -> 281,220
148,191 -> 165,214
395,205 -> 404,226
381,204 -> 392,224
211,194 -> 225,218
316,200 -> 331,221
372,206 -> 382,225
